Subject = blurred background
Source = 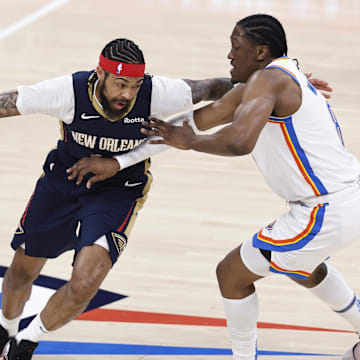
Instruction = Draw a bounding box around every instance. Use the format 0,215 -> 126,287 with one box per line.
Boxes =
0,1 -> 359,359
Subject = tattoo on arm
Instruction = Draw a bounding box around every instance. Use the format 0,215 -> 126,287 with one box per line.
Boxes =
184,78 -> 234,104
0,90 -> 20,117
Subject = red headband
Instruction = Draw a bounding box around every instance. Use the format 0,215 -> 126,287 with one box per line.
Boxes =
99,54 -> 145,77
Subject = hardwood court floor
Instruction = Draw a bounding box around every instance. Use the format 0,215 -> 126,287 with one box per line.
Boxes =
0,0 -> 360,359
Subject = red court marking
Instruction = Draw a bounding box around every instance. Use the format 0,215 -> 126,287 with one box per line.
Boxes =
76,309 -> 354,334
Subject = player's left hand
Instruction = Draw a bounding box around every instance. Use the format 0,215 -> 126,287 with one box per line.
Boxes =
306,73 -> 333,99
66,157 -> 120,189
141,117 -> 195,150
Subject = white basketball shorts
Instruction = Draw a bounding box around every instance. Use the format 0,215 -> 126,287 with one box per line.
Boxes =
241,182 -> 360,280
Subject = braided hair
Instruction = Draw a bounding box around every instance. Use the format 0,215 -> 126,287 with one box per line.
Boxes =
237,14 -> 287,58
101,38 -> 145,64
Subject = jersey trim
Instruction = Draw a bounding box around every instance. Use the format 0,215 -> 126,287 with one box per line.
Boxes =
268,116 -> 328,196
253,203 -> 328,252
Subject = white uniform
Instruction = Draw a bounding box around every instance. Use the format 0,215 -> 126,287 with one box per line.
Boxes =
241,57 -> 360,279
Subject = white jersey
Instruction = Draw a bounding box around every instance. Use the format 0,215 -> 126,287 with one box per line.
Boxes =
251,57 -> 360,201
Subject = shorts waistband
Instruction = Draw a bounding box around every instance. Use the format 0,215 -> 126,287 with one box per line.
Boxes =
291,181 -> 360,207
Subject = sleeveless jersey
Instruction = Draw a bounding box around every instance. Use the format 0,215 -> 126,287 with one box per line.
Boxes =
56,71 -> 151,169
251,57 -> 360,202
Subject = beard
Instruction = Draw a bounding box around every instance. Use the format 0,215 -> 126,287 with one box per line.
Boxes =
99,82 -> 132,121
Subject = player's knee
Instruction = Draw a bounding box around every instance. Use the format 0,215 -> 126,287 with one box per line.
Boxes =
216,257 -> 228,286
67,276 -> 99,304
306,262 -> 328,287
216,255 -> 245,287
6,262 -> 39,288
216,259 -> 232,296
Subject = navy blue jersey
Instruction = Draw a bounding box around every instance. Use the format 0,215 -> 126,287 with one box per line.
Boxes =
12,71 -> 154,262
56,71 -> 152,169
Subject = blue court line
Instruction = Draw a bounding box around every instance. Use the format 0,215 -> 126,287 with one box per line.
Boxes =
35,341 -> 339,356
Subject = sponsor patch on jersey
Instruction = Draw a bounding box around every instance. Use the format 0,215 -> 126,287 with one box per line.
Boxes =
123,117 -> 144,124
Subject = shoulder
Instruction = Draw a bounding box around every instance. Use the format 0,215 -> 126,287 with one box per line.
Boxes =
245,67 -> 293,95
151,75 -> 191,101
151,75 -> 189,91
150,76 -> 192,117
18,74 -> 73,95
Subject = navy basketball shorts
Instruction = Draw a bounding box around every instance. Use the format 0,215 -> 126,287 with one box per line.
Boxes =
11,158 -> 152,265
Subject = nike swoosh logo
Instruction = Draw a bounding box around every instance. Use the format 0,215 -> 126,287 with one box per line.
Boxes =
81,113 -> 101,120
124,180 -> 142,187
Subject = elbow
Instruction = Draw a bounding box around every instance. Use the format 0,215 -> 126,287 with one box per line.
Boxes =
226,141 -> 254,156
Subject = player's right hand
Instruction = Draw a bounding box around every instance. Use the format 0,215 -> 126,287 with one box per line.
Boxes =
66,157 -> 120,189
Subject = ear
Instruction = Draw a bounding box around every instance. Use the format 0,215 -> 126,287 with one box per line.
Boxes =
256,45 -> 270,62
96,65 -> 105,80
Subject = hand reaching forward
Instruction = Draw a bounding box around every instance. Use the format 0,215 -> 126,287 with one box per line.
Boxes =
66,157 -> 120,189
306,73 -> 333,99
141,117 -> 195,150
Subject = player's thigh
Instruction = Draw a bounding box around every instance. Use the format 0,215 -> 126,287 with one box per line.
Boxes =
12,175 -> 79,257
77,189 -> 148,265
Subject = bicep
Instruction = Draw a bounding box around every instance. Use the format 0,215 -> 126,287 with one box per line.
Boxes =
230,77 -> 277,151
17,75 -> 74,122
194,84 -> 245,131
150,76 -> 193,118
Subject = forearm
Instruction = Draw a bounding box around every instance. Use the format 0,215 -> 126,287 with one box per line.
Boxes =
184,78 -> 234,103
0,90 -> 20,117
194,103 -> 233,131
189,124 -> 250,156
114,141 -> 169,169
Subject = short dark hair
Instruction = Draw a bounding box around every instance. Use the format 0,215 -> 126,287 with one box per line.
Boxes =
237,14 -> 288,58
101,38 -> 145,64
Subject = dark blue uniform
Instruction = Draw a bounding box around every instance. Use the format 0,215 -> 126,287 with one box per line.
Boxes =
12,71 -> 153,264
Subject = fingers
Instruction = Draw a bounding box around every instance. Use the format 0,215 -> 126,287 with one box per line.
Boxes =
143,118 -> 169,130
86,174 -> 105,189
140,127 -> 159,136
141,118 -> 170,137
309,78 -> 333,92
66,158 -> 93,185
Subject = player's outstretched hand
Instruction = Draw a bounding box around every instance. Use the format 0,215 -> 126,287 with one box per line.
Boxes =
141,116 -> 195,150
66,157 -> 120,189
306,73 -> 333,99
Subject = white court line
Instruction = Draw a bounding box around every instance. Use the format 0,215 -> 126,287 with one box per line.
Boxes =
0,0 -> 70,41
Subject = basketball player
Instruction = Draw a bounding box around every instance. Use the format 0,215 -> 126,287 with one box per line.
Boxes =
0,38 -> 235,359
140,14 -> 360,360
